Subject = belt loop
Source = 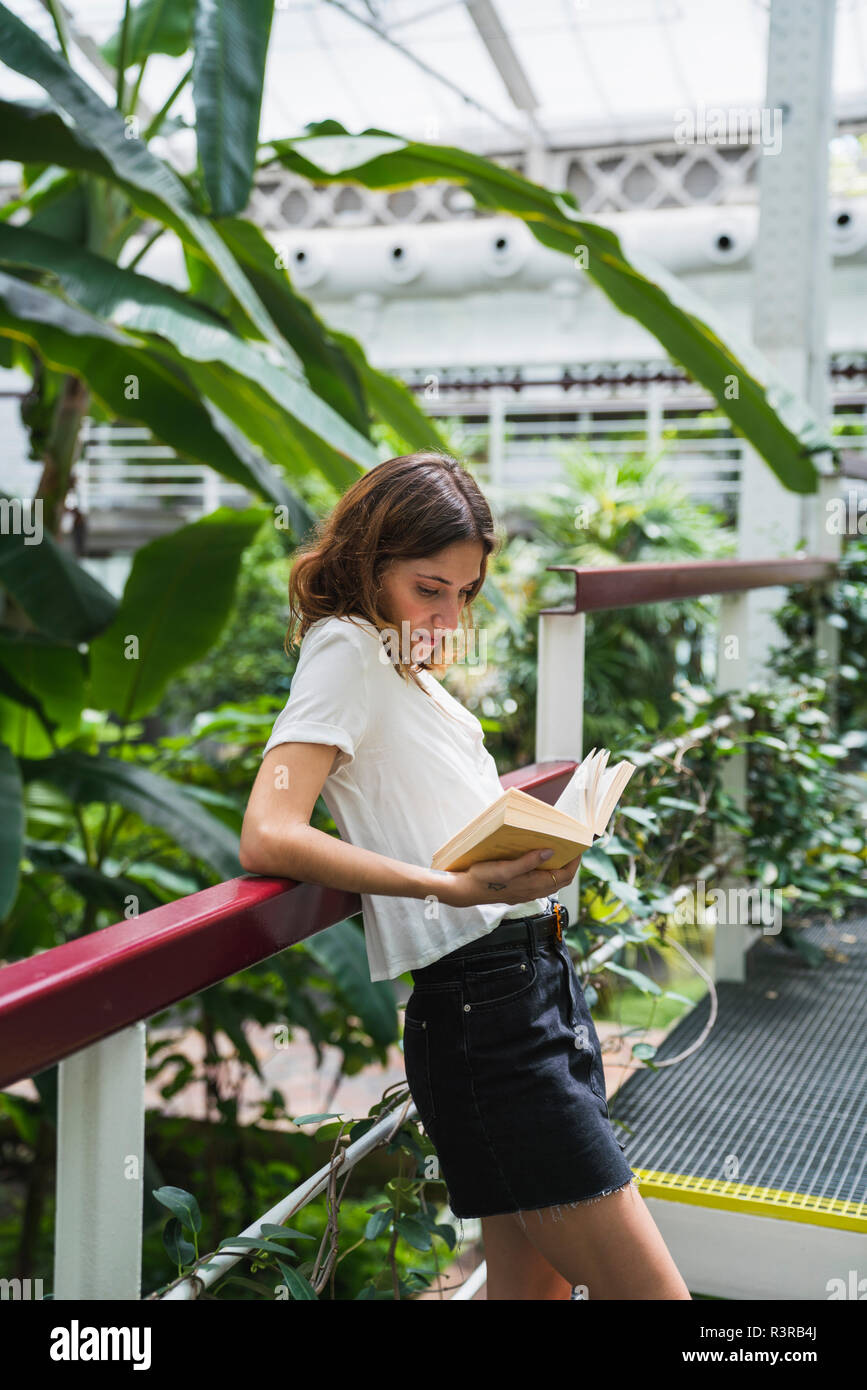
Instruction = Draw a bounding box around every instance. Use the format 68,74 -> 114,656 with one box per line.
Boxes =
526,918 -> 539,960
553,902 -> 566,943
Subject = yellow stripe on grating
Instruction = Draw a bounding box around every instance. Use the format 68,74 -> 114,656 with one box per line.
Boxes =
632,1169 -> 867,1233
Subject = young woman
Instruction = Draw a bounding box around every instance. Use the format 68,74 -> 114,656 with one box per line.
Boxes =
240,451 -> 691,1301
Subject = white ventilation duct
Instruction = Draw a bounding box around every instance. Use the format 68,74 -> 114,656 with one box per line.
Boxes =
257,202 -> 867,301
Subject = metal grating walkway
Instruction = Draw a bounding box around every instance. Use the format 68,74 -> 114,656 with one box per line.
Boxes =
608,910 -> 867,1233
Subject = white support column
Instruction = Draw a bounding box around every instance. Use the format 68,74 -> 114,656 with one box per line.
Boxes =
54,1023 -> 147,1300
536,610 -> 585,926
645,381 -> 663,458
715,0 -> 838,977
805,471 -> 844,731
202,466 -> 220,517
77,418 -> 91,516
738,0 -> 838,676
714,594 -> 763,983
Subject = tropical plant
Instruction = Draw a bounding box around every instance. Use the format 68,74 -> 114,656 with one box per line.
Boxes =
768,532 -> 867,739
444,446 -> 738,765
0,0 -> 851,1299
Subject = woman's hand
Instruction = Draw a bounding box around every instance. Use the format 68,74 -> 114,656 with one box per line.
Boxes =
436,847 -> 583,909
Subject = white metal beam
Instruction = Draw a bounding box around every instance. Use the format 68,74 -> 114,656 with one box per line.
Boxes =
321,0 -> 530,141
737,0 -> 839,678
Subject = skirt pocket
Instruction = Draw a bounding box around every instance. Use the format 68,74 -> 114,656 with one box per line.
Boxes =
402,1013 -> 436,1124
462,947 -> 538,1011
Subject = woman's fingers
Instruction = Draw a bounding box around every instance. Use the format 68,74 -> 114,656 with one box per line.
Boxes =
515,854 -> 583,891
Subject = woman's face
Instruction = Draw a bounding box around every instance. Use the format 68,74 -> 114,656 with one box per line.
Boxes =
377,540 -> 484,663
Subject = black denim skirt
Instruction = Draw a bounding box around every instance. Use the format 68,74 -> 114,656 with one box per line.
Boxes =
403,897 -> 640,1231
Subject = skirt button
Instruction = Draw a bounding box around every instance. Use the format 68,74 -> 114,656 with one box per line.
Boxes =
464,1003 -> 471,1012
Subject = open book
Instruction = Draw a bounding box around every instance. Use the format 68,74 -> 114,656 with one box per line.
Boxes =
430,748 -> 636,873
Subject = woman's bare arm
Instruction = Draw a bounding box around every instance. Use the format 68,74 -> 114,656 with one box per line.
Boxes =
239,742 -> 573,908
240,742 -> 450,899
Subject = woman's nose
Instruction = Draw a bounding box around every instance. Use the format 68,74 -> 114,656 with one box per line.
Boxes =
433,607 -> 459,629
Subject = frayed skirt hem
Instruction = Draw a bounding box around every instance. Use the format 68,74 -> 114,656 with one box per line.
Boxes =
449,1173 -> 641,1235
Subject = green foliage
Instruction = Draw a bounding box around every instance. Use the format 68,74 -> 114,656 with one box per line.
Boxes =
102,0 -> 196,67
569,674 -> 866,986
156,512 -> 303,727
767,532 -> 867,736
442,447 -> 736,766
146,1089 -> 458,1301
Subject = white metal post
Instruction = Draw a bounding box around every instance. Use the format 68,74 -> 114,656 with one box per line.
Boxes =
54,1022 -> 146,1300
713,0 -> 838,977
645,380 -> 663,458
202,466 -> 220,517
737,0 -> 838,674
713,593 -> 763,982
535,609 -> 585,926
77,417 -> 90,517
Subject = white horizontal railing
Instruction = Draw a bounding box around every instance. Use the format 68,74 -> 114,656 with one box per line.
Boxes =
6,387 -> 864,537
160,1092 -> 428,1301
74,423 -> 253,518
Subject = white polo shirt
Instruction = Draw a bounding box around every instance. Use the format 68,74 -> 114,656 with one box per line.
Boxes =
260,613 -> 550,982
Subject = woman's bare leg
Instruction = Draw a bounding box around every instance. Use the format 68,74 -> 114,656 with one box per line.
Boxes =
482,1212 -> 575,1299
513,1182 -> 691,1300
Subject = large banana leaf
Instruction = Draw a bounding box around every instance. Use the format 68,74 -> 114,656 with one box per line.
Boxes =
192,0 -> 274,217
0,741 -> 23,920
214,217 -> 448,450
0,4 -> 286,357
0,651 -> 58,731
0,224 -> 379,480
24,840 -> 164,919
0,639 -> 67,761
263,127 -> 838,494
0,101 -> 449,459
180,356 -> 370,487
0,99 -> 131,187
0,632 -> 85,758
0,490 -> 118,642
302,919 -> 397,1048
18,750 -> 243,880
87,506 -> 270,723
0,271 -> 329,505
24,175 -> 89,243
0,164 -> 81,226
102,0 -> 196,66
212,218 -> 363,433
329,328 -> 448,454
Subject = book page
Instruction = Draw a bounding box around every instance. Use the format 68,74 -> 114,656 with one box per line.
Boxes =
588,749 -> 609,819
593,762 -> 637,834
552,749 -> 598,824
552,750 -> 637,838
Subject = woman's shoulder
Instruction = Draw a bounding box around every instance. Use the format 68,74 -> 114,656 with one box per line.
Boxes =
302,612 -> 387,661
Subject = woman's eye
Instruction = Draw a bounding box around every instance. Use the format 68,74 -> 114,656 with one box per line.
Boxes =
417,587 -> 472,599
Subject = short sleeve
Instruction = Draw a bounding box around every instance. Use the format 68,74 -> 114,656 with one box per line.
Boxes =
261,620 -> 369,771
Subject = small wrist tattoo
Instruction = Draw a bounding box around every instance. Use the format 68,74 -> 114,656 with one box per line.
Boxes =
486,881 -> 507,890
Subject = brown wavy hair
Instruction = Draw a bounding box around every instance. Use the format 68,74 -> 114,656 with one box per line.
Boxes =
284,450 -> 501,694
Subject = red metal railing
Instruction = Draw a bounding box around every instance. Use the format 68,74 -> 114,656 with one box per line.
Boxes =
541,555 -> 834,614
0,760 -> 576,1090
